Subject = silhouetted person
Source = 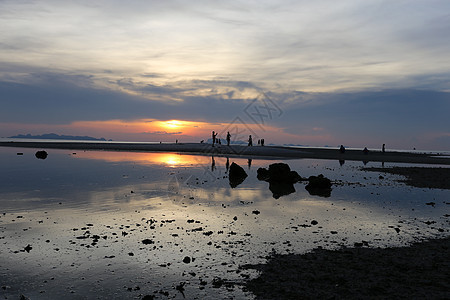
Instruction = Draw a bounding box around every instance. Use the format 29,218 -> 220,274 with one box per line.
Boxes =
248,135 -> 253,146
218,139 -> 221,145
212,131 -> 217,147
176,139 -> 178,144
382,144 -> 385,153
339,145 -> 345,153
257,139 -> 261,145
363,147 -> 369,155
226,132 -> 231,146
261,138 -> 265,146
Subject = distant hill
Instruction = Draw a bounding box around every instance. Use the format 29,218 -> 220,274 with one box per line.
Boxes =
8,133 -> 111,141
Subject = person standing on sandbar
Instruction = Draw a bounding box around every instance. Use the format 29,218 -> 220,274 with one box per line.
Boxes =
212,131 -> 217,147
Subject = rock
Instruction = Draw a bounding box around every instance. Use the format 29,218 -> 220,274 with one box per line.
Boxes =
183,256 -> 191,264
258,163 -> 303,183
305,174 -> 332,197
269,182 -> 296,199
257,163 -> 305,198
35,150 -> 48,159
256,167 -> 270,181
229,162 -> 248,188
142,239 -> 154,245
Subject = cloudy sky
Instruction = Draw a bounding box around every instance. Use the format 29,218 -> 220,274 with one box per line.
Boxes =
1,0 -> 449,150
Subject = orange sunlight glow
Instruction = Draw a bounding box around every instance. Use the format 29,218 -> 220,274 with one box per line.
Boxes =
160,120 -> 183,129
74,151 -> 211,167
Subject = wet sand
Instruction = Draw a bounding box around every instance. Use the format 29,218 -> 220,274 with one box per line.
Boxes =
1,141 -> 449,165
363,166 -> 450,189
243,237 -> 450,299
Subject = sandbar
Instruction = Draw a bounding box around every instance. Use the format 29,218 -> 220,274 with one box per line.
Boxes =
1,141 -> 450,165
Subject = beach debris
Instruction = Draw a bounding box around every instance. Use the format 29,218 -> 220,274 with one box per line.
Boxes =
305,174 -> 332,197
175,282 -> 186,298
229,162 -> 248,188
257,163 -> 305,199
142,239 -> 154,245
35,150 -> 48,159
24,244 -> 32,253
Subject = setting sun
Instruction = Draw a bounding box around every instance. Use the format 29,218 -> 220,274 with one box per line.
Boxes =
162,120 -> 183,129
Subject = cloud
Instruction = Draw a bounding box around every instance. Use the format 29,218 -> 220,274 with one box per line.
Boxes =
143,131 -> 183,135
2,1 -> 450,92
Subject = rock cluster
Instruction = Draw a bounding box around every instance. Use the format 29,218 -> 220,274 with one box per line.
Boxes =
257,163 -> 332,198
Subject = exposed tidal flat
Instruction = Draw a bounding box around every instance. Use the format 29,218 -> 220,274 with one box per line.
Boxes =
0,146 -> 449,299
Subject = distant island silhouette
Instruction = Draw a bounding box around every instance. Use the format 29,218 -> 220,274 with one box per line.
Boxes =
8,133 -> 111,141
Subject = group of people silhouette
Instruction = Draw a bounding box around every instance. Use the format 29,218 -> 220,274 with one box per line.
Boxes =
211,131 -> 264,147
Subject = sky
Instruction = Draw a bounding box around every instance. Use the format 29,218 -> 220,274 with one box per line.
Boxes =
1,0 -> 450,150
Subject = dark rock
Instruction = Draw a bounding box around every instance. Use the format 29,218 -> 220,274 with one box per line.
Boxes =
258,163 -> 304,183
305,174 -> 332,197
229,162 -> 248,188
183,256 -> 191,264
24,244 -> 32,253
35,150 -> 48,159
257,163 -> 305,198
256,167 -> 270,181
142,239 -> 154,245
269,182 -> 296,199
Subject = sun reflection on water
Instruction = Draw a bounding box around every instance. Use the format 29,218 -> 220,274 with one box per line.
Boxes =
73,151 -> 211,167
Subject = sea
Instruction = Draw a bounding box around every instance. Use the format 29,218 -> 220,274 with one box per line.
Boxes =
0,142 -> 449,299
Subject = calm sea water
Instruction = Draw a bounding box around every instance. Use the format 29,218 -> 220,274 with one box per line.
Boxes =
0,146 -> 449,299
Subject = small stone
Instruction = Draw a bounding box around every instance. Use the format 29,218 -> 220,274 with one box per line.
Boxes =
142,239 -> 154,245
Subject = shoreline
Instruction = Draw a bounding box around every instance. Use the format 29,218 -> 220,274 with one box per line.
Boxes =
1,141 -> 450,165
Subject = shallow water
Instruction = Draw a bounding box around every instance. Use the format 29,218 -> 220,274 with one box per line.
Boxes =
0,147 -> 449,299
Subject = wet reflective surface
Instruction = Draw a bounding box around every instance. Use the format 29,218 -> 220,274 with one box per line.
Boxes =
1,147 -> 449,299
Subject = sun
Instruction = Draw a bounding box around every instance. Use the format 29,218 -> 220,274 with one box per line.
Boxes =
161,120 -> 183,129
